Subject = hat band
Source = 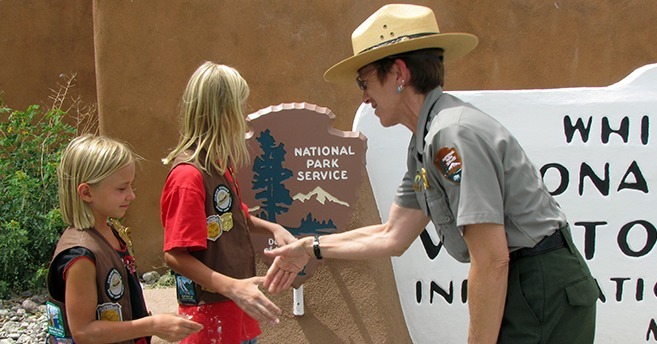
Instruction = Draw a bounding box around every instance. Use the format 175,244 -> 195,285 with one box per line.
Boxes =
358,32 -> 438,55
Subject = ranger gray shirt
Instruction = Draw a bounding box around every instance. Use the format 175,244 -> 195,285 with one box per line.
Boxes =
394,87 -> 567,262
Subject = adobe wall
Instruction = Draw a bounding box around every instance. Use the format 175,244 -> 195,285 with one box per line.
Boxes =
2,1 -> 657,343
0,1 -> 96,115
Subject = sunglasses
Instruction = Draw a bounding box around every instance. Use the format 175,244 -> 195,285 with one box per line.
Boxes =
355,68 -> 377,91
355,52 -> 445,91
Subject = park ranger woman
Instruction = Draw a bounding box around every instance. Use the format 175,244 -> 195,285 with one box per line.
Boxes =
264,4 -> 599,343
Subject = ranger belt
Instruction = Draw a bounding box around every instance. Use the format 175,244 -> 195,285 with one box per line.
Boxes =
510,228 -> 566,262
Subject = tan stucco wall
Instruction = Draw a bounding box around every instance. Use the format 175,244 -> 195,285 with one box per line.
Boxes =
0,1 -> 96,114
2,1 -> 657,343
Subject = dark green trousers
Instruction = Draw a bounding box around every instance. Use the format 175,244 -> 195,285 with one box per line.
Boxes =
498,226 -> 598,343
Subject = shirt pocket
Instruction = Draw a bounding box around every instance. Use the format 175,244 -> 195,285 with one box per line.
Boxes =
425,188 -> 454,225
424,187 -> 472,261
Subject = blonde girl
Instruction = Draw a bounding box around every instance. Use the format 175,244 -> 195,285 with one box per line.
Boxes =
161,62 -> 296,344
47,134 -> 202,343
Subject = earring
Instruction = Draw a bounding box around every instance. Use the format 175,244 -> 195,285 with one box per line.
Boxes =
396,84 -> 404,93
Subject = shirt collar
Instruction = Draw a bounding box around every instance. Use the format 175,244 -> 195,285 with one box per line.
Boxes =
415,86 -> 444,153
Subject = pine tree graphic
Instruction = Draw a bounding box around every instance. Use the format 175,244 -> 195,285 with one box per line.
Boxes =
252,129 -> 293,222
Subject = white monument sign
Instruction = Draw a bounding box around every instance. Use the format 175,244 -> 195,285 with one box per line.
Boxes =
353,64 -> 657,343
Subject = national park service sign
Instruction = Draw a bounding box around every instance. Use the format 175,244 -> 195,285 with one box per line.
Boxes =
237,103 -> 367,286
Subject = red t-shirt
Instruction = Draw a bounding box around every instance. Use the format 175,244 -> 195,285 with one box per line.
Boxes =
161,164 -> 207,252
161,163 -> 260,343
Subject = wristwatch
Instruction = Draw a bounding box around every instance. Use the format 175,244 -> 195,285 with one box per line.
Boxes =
313,235 -> 323,259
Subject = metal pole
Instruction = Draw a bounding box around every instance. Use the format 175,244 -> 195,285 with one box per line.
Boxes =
293,286 -> 304,316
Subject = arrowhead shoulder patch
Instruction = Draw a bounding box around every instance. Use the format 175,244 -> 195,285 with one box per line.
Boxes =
435,147 -> 462,184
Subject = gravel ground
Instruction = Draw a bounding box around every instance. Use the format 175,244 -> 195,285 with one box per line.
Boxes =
0,273 -> 176,344
0,291 -> 48,344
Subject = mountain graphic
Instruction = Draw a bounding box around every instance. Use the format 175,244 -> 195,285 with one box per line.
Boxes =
293,186 -> 350,207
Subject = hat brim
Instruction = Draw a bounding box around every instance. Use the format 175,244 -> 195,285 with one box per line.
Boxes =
323,33 -> 478,84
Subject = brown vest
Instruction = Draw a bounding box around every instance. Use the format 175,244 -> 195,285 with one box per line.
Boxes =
171,154 -> 256,304
46,227 -> 136,344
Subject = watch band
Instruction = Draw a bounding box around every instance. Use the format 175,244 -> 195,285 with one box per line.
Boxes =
313,235 -> 323,259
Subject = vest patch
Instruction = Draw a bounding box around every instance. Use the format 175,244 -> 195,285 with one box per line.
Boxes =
105,268 -> 124,301
207,213 -> 234,241
435,147 -> 462,184
213,184 -> 233,214
46,301 -> 66,337
47,336 -> 74,344
97,302 -> 122,321
175,274 -> 198,305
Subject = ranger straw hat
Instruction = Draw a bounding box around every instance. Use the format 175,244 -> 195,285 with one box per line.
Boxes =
324,4 -> 478,84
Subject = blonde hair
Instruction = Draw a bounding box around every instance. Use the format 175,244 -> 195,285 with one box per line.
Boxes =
57,134 -> 138,229
163,61 -> 250,174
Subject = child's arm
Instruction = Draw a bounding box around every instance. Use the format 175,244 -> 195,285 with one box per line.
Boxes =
164,248 -> 281,324
65,258 -> 202,343
249,214 -> 296,246
249,214 -> 302,287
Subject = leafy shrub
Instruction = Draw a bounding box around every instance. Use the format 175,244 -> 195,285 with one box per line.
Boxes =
0,75 -> 96,297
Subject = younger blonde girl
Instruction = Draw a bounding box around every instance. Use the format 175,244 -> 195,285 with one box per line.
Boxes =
47,134 -> 202,344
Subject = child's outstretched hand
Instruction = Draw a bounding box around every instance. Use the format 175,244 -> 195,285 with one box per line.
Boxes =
263,238 -> 310,294
228,276 -> 282,325
151,313 -> 203,342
